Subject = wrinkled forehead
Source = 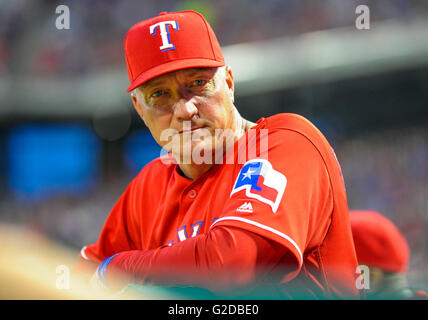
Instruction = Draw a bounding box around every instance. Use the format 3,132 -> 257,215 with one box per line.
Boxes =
141,67 -> 220,89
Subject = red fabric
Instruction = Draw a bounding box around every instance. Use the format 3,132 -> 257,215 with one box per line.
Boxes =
350,210 -> 410,273
104,226 -> 291,292
124,10 -> 225,92
78,113 -> 359,298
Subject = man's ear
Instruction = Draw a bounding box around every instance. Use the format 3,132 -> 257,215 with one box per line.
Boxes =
131,91 -> 148,127
224,66 -> 235,103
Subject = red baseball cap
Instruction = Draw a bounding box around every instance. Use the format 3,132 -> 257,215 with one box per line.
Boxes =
349,210 -> 410,273
124,10 -> 225,92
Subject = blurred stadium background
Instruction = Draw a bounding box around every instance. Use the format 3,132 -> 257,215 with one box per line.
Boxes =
0,0 -> 427,297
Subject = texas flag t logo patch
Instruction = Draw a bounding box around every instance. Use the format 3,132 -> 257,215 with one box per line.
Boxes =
231,159 -> 287,213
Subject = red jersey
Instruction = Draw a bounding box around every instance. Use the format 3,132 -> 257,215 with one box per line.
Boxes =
79,113 -> 359,298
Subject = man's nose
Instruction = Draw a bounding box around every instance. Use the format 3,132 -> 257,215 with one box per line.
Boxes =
173,97 -> 198,121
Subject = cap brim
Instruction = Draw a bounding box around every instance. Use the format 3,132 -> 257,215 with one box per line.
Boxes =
127,58 -> 225,92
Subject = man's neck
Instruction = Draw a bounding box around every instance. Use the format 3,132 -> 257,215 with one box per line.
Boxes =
177,117 -> 257,181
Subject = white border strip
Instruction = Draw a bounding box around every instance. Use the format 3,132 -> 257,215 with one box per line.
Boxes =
80,246 -> 90,261
211,216 -> 303,267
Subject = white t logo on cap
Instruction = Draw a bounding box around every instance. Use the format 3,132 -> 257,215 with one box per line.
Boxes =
150,20 -> 179,52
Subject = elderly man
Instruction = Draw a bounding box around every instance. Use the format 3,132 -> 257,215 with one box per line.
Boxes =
77,10 -> 359,299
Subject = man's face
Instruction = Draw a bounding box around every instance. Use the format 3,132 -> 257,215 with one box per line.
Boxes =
131,66 -> 236,164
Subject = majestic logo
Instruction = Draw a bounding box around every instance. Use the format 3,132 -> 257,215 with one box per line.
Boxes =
231,159 -> 287,213
150,20 -> 179,51
237,202 -> 253,213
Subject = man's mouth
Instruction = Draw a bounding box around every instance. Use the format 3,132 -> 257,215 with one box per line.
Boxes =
178,126 -> 206,134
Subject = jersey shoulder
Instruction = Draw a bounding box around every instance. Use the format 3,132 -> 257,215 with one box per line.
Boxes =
264,113 -> 322,136
262,113 -> 331,150
260,113 -> 342,184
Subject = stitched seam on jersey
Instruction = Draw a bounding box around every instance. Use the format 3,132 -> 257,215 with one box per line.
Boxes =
210,216 -> 303,267
260,115 -> 335,190
315,246 -> 332,296
269,126 -> 337,247
270,127 -> 334,193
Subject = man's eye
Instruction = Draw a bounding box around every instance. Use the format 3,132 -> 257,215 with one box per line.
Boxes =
192,79 -> 206,87
152,90 -> 164,97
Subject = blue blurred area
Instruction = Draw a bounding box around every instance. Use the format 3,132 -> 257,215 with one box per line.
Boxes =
7,124 -> 100,201
124,129 -> 163,175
